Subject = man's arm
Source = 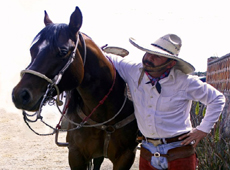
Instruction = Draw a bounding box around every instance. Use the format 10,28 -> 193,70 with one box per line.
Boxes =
180,77 -> 225,147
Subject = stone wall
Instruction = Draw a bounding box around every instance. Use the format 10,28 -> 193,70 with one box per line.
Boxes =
207,54 -> 230,138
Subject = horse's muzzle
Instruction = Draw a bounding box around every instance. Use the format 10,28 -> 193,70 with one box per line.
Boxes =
12,88 -> 39,111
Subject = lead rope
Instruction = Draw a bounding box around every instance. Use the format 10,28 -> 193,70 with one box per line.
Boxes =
20,33 -> 80,136
55,55 -> 126,129
20,32 -> 120,137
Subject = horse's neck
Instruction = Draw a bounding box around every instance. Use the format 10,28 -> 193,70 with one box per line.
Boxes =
77,55 -> 124,115
79,56 -> 113,102
75,37 -> 125,116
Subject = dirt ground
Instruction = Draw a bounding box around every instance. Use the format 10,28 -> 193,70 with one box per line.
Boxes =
0,105 -> 140,170
0,49 -> 139,169
0,33 -> 141,169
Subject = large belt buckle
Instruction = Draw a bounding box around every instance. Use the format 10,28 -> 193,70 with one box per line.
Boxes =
153,152 -> 161,157
148,139 -> 162,146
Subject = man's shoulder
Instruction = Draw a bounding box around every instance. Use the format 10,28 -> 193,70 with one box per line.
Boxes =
172,69 -> 194,88
119,56 -> 143,71
173,68 -> 189,79
174,69 -> 205,89
124,55 -> 142,65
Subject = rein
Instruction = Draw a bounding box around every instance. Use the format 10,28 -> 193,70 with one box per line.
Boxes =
20,32 -> 128,143
81,56 -> 116,124
20,33 -> 81,135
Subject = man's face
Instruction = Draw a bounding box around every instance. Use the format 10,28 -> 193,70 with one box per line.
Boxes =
143,53 -> 168,67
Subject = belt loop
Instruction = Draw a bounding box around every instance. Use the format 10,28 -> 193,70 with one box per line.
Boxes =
162,138 -> 167,144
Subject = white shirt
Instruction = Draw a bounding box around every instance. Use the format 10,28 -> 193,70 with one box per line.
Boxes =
108,54 -> 225,138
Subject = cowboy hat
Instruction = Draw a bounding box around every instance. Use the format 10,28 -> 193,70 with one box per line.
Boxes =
129,34 -> 195,74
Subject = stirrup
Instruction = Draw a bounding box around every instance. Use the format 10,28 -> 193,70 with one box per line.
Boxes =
55,129 -> 69,147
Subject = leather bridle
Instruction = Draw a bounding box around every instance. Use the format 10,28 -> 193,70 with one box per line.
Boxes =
20,32 -> 85,135
20,32 -> 130,146
21,33 -> 81,121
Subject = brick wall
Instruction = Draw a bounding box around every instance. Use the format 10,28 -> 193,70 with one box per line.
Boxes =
207,54 -> 230,94
207,54 -> 230,138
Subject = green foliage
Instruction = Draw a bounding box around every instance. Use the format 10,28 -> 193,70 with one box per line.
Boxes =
202,107 -> 206,117
195,102 -> 199,115
191,102 -> 230,170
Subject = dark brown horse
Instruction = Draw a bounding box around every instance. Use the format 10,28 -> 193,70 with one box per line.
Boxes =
12,6 -> 138,170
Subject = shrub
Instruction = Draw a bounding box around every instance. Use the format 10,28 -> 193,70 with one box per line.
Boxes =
191,102 -> 230,170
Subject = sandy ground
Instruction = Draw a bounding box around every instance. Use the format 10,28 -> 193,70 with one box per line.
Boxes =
0,34 -> 139,169
0,100 -> 139,170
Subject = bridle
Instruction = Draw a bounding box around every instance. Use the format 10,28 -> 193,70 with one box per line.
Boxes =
19,33 -> 82,137
20,32 -> 128,142
21,32 -> 80,121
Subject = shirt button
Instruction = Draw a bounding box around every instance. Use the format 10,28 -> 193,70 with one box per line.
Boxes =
147,115 -> 151,117
150,96 -> 153,98
148,105 -> 152,108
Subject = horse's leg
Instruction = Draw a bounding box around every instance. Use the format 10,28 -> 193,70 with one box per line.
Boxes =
112,149 -> 136,170
93,157 -> 104,170
68,148 -> 88,170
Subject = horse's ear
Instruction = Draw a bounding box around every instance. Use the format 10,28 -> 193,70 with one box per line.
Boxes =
44,10 -> 53,26
69,7 -> 82,37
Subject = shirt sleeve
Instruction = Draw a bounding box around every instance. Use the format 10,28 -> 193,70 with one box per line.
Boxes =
186,76 -> 226,133
106,54 -> 133,82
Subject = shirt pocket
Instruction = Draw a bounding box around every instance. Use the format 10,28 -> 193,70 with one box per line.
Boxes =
158,91 -> 186,112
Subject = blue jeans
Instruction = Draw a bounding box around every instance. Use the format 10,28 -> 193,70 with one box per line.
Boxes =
142,140 -> 183,170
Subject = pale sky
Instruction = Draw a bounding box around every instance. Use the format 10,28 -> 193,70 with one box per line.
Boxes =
0,0 -> 230,113
1,0 -> 230,74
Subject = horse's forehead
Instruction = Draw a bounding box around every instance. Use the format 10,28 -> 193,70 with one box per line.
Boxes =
31,35 -> 50,53
31,34 -> 41,48
39,40 -> 49,52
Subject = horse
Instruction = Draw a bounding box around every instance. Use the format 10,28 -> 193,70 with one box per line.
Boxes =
12,6 -> 138,170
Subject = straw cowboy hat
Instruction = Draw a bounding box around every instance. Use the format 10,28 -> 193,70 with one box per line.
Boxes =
129,34 -> 195,74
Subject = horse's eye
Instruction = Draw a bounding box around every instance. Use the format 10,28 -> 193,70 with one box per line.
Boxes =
58,48 -> 68,57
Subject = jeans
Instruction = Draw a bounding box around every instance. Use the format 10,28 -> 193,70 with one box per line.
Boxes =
142,140 -> 183,170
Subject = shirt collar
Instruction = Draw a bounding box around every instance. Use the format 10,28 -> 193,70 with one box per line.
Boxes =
138,64 -> 177,84
145,69 -> 171,85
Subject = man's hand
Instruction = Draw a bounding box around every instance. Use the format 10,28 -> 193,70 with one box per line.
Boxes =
179,128 -> 208,148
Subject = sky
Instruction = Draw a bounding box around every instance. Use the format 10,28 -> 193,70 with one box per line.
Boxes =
0,0 -> 229,115
1,0 -> 230,73
0,0 -> 229,140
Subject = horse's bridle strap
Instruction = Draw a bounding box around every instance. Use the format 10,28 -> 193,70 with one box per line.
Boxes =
20,32 -> 84,136
20,70 -> 53,83
20,33 -> 83,109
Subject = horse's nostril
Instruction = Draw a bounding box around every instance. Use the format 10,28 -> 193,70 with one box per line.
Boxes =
21,89 -> 31,105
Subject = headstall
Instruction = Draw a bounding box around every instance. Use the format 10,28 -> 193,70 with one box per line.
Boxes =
20,32 -> 128,147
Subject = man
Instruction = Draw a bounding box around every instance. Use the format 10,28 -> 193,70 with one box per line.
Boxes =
106,34 -> 225,170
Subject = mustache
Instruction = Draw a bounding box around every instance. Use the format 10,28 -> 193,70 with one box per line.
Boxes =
142,59 -> 174,73
142,60 -> 155,67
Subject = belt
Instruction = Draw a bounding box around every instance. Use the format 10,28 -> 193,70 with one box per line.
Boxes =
145,132 -> 189,147
140,144 -> 195,162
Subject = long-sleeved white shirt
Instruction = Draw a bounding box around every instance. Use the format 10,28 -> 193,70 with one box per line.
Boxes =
107,54 -> 225,138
